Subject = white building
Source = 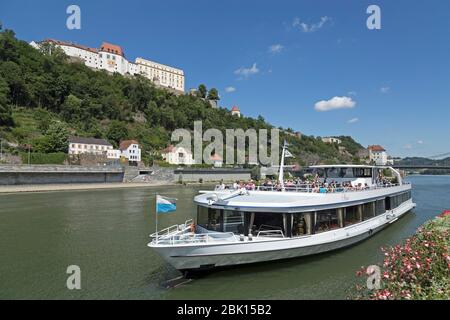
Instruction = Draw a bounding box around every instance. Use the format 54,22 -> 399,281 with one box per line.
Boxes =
231,105 -> 241,117
30,39 -> 185,92
210,154 -> 223,168
161,145 -> 195,165
322,137 -> 342,144
135,57 -> 184,92
368,145 -> 388,165
68,137 -> 114,156
119,140 -> 141,163
107,149 -> 121,160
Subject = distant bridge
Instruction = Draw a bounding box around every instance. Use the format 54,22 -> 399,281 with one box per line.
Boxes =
428,152 -> 450,160
392,165 -> 450,170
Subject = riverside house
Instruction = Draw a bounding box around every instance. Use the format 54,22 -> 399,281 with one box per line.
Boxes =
119,140 -> 141,164
68,136 -> 114,156
161,145 -> 195,165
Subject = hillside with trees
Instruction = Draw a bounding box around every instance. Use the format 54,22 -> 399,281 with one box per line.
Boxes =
0,27 -> 366,166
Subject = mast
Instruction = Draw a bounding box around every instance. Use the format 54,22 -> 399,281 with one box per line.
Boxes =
278,141 -> 287,191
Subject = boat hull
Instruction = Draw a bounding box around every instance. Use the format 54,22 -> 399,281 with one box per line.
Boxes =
150,201 -> 416,271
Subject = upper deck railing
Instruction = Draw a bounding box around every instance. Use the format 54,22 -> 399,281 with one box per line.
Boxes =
215,182 -> 409,194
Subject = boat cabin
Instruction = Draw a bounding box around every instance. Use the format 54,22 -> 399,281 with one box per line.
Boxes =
195,165 -> 409,239
196,190 -> 411,238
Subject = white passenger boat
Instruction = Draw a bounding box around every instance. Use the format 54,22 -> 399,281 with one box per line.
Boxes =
148,146 -> 416,272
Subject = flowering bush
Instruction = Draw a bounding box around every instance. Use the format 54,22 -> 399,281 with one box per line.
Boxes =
354,212 -> 450,300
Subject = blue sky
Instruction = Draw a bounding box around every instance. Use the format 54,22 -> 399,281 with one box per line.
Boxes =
1,0 -> 449,157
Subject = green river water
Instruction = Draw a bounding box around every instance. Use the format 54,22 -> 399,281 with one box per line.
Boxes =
0,175 -> 449,299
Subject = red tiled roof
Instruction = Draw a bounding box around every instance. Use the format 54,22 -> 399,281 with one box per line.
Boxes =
231,106 -> 240,112
119,140 -> 139,151
44,39 -> 98,53
368,145 -> 386,152
210,154 -> 222,161
162,145 -> 175,153
100,42 -> 124,57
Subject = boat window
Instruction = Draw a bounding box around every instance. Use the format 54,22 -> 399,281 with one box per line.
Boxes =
223,210 -> 245,234
325,167 -> 340,178
197,206 -> 222,232
313,168 -> 325,178
353,168 -> 372,178
376,199 -> 385,215
292,213 -> 313,236
325,167 -> 355,178
315,209 -> 339,233
388,192 -> 411,210
363,202 -> 375,220
344,206 -> 360,226
251,212 -> 284,236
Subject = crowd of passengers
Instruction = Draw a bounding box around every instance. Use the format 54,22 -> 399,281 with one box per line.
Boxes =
216,174 -> 395,193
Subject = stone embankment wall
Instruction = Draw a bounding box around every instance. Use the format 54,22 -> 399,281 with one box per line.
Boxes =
0,165 -> 124,185
174,168 -> 252,183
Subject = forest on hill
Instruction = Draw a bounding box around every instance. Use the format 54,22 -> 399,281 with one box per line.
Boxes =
0,27 -> 365,166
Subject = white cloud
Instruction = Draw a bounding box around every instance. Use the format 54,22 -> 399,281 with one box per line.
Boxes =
314,96 -> 356,112
234,63 -> 259,78
269,44 -> 284,54
224,86 -> 236,93
292,16 -> 331,33
380,86 -> 390,93
348,91 -> 357,96
347,117 -> 359,124
417,140 -> 424,144
404,144 -> 413,150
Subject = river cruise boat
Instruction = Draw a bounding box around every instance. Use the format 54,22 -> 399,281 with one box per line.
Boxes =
148,146 -> 416,272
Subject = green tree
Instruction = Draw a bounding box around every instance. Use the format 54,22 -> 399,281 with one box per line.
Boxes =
35,121 -> 69,153
207,88 -> 219,101
197,84 -> 207,98
106,120 -> 129,147
61,94 -> 82,121
0,77 -> 13,126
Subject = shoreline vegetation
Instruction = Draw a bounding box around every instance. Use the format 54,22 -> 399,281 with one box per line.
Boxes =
354,212 -> 450,300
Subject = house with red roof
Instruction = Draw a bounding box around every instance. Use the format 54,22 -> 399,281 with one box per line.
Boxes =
209,154 -> 223,168
231,105 -> 241,117
30,39 -> 184,92
161,145 -> 195,165
368,145 -> 388,165
119,140 -> 141,163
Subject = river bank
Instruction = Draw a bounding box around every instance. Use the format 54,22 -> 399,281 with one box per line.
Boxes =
0,181 -> 177,194
354,211 -> 450,300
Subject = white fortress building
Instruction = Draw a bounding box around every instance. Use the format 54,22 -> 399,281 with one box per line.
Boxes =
30,39 -> 185,92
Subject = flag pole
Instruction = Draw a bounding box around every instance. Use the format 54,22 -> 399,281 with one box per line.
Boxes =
155,194 -> 158,238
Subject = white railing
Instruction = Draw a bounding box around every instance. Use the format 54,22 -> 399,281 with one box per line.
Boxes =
150,219 -> 193,239
256,229 -> 285,238
153,232 -> 239,245
226,183 -> 403,194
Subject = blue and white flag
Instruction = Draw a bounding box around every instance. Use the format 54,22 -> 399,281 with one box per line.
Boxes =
156,195 -> 177,213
